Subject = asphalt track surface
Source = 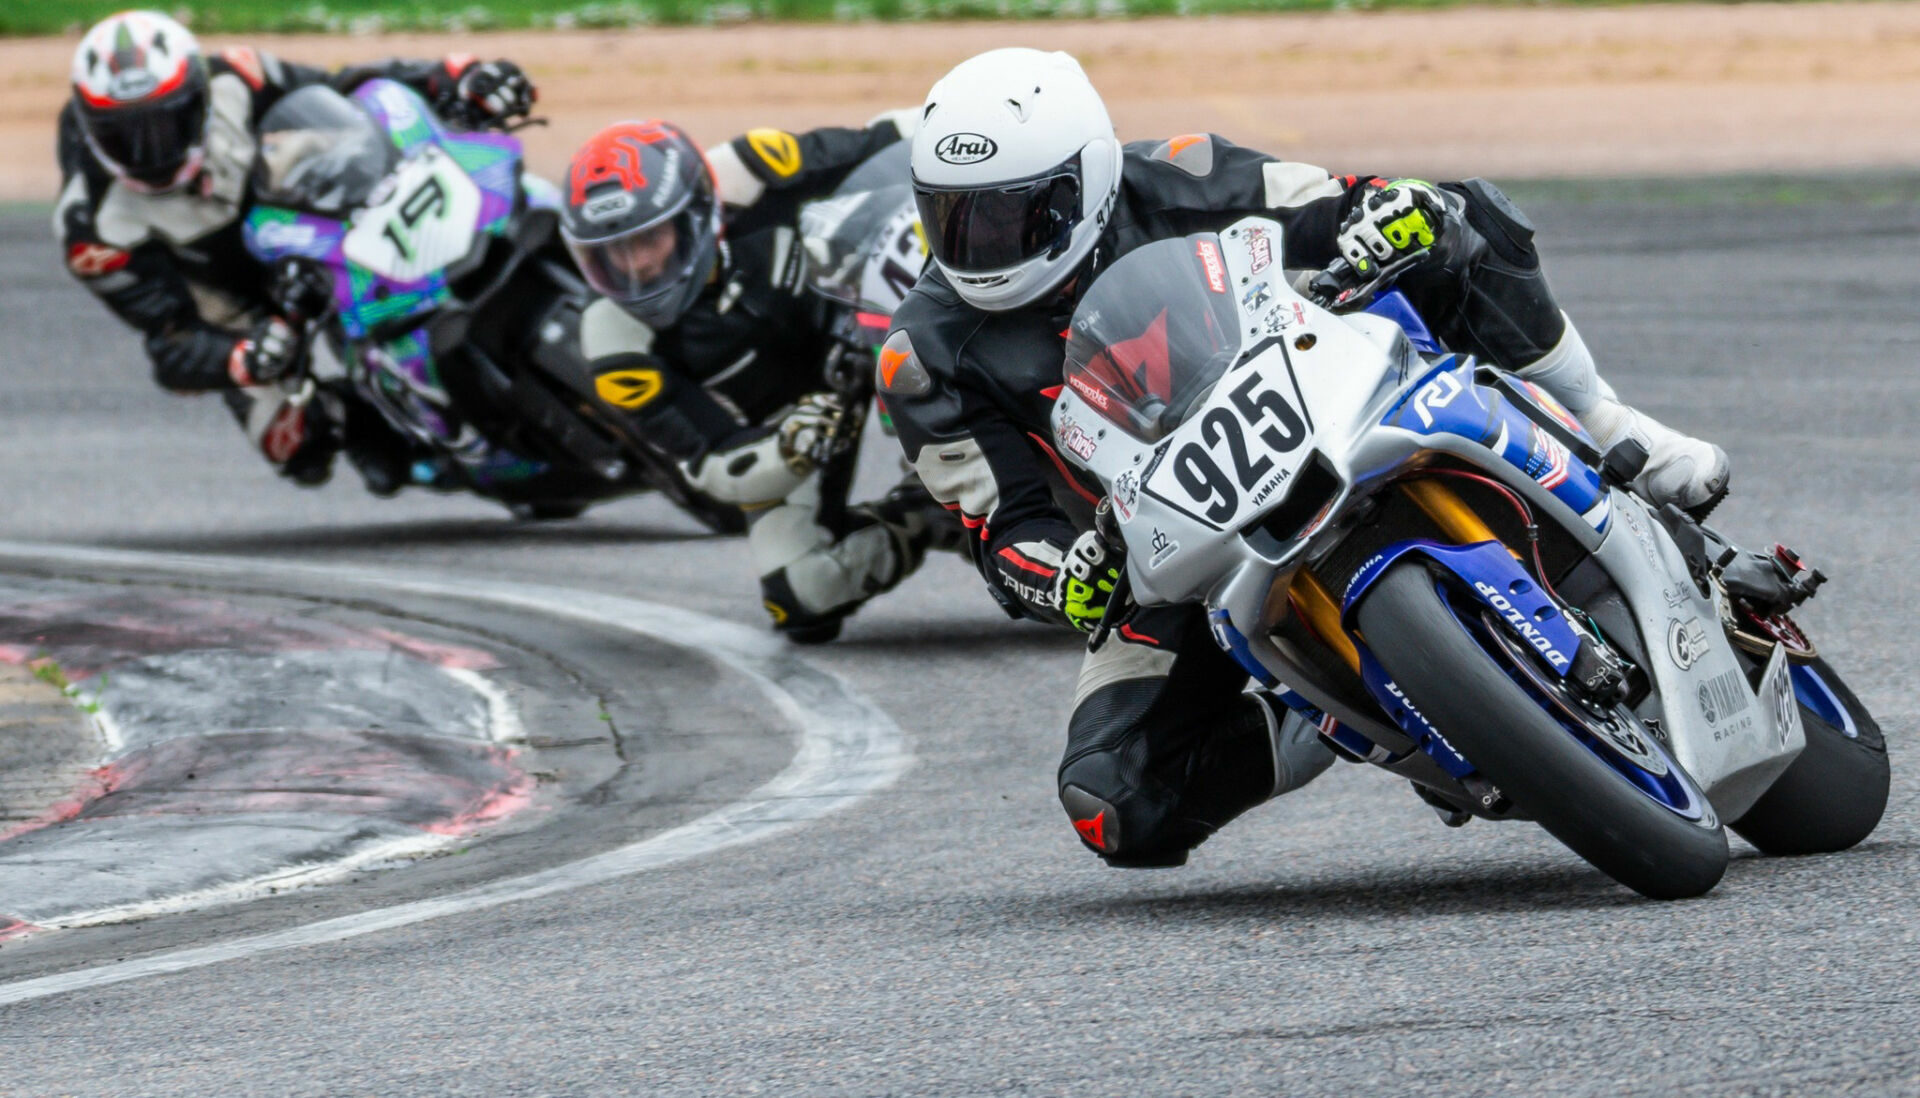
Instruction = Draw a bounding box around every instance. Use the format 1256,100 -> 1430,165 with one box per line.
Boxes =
1,187 -> 1918,1095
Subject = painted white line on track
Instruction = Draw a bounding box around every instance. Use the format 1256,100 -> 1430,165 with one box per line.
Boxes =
37,831 -> 471,931
442,666 -> 527,745
0,542 -> 910,1008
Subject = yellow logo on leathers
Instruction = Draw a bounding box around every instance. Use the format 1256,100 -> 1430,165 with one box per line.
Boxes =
595,368 -> 663,409
745,129 -> 803,178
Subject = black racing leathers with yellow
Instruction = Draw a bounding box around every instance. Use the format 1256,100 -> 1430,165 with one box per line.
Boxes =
579,120 -> 913,465
580,117 -> 952,636
881,134 -> 1570,866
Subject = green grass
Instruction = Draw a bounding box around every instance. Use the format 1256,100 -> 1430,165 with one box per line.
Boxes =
28,654 -> 104,715
0,0 -> 1857,35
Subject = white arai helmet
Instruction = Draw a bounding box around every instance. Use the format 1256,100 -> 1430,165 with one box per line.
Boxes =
910,48 -> 1122,312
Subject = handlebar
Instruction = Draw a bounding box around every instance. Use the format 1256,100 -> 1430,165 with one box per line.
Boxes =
1305,247 -> 1433,313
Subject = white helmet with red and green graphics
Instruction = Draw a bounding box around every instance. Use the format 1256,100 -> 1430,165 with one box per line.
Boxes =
70,10 -> 211,193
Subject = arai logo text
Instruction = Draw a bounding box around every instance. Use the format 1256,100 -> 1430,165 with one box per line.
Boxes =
934,133 -> 998,165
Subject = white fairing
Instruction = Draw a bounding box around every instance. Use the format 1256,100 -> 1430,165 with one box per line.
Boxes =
342,146 -> 482,282
1052,215 -> 1802,818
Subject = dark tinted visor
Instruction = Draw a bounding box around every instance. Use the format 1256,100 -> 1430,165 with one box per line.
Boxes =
914,158 -> 1082,273
89,84 -> 206,187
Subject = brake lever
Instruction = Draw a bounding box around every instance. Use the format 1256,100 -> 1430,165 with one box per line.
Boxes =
1312,247 -> 1433,313
1086,498 -> 1135,652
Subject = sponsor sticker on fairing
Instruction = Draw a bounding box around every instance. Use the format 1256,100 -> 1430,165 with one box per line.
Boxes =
1247,228 -> 1274,273
1055,415 -> 1097,461
1196,240 -> 1226,293
1067,373 -> 1111,412
1667,616 -> 1710,670
1111,470 -> 1140,523
1149,527 -> 1180,569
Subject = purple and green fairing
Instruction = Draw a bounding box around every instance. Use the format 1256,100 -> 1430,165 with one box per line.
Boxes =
243,79 -> 548,486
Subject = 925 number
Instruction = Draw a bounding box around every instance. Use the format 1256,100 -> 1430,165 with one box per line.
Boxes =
1169,372 -> 1309,524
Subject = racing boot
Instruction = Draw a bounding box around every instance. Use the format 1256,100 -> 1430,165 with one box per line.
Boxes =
756,484 -> 936,644
1062,692 -> 1335,868
229,383 -> 343,487
1518,321 -> 1730,518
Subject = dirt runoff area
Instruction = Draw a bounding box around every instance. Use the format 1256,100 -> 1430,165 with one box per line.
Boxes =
4,2 -> 1920,202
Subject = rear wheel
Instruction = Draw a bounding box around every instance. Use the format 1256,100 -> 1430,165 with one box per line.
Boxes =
1355,560 -> 1729,899
1730,657 -> 1889,855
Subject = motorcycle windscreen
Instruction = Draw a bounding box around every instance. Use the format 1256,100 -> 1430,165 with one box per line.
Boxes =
1062,234 -> 1245,443
799,182 -> 915,307
254,85 -> 397,217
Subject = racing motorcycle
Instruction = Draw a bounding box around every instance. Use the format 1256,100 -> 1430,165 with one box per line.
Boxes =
1050,215 -> 1889,898
796,144 -> 942,527
243,79 -> 739,529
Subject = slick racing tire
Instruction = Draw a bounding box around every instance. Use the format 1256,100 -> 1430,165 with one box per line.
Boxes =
1730,656 -> 1889,856
1355,561 -> 1729,900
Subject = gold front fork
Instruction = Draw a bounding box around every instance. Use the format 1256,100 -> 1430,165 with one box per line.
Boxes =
1284,477 -> 1511,674
1399,478 -> 1510,553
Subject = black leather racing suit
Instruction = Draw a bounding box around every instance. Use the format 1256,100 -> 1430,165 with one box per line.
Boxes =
54,48 -> 496,483
580,115 -> 955,638
881,134 -> 1569,865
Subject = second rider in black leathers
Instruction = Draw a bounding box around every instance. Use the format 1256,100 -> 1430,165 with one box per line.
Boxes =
560,115 -> 956,642
882,48 -> 1735,868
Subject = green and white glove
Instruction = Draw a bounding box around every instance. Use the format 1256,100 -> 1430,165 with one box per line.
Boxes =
1055,531 -> 1122,634
1336,179 -> 1446,275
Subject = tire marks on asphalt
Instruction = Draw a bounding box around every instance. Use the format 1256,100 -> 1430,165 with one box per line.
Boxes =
0,543 -> 909,1008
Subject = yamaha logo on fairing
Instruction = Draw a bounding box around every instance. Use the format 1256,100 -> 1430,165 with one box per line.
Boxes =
934,133 -> 998,165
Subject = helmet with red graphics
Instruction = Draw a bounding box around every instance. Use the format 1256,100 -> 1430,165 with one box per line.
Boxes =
70,11 -> 211,193
560,120 -> 721,329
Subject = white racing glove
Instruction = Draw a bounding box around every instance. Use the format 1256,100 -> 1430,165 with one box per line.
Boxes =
1336,179 -> 1447,275
775,392 -> 849,475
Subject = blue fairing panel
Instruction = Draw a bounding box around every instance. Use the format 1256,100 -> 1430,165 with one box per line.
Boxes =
1383,362 -> 1608,524
1340,538 -> 1583,677
1206,609 -> 1279,689
1364,290 -> 1442,355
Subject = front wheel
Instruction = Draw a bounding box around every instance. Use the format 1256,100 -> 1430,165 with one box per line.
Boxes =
1730,657 -> 1889,855
1354,561 -> 1729,899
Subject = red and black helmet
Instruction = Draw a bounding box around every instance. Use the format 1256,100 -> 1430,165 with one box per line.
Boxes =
70,11 -> 210,193
560,120 -> 722,329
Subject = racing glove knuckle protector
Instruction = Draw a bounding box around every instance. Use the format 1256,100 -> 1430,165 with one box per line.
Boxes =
1053,531 -> 1121,634
1337,179 -> 1445,273
228,316 -> 302,387
455,60 -> 536,124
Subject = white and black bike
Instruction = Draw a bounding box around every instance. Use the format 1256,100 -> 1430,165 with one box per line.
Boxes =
1050,216 -> 1888,899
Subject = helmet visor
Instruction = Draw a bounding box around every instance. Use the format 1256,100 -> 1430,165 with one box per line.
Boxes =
914,157 -> 1082,273
564,195 -> 713,323
88,82 -> 206,188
